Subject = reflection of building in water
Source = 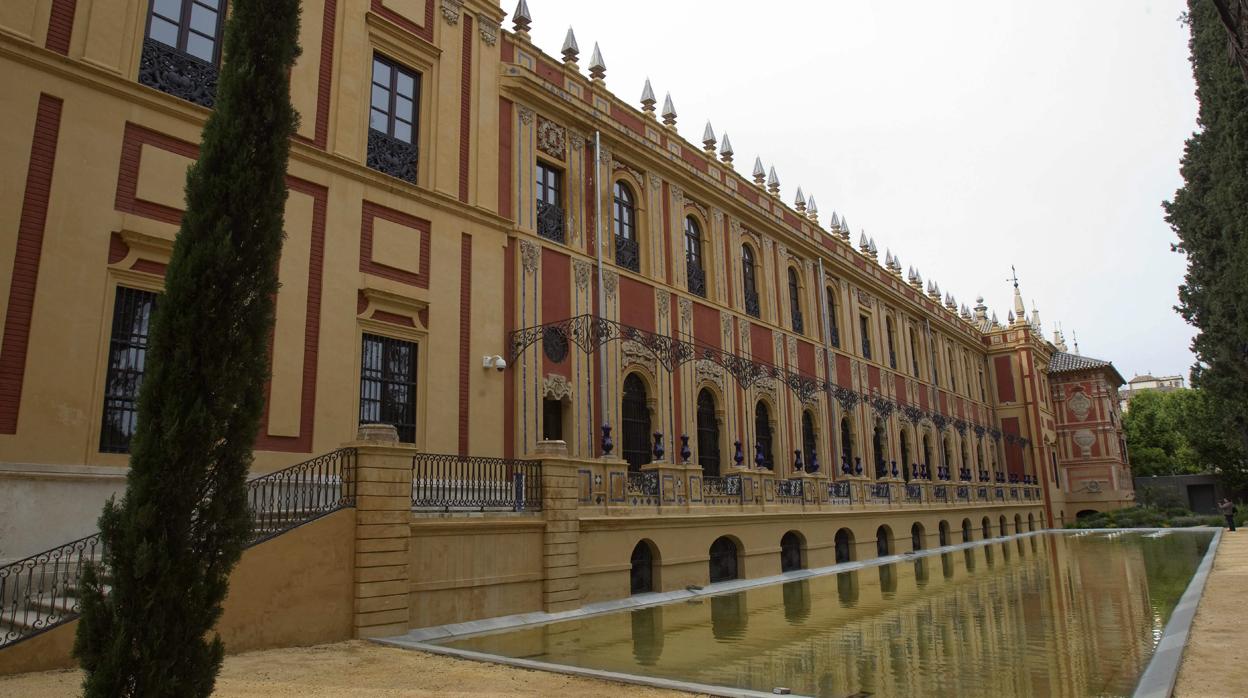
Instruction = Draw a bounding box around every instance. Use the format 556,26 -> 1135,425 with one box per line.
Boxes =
452,534 -> 1205,697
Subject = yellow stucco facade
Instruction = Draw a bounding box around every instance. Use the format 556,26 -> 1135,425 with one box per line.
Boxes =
0,0 -> 1135,669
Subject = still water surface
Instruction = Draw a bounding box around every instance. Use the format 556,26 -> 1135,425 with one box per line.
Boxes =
439,531 -> 1213,697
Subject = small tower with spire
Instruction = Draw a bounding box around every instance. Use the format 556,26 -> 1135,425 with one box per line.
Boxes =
588,43 -> 606,83
806,195 -> 818,223
702,121 -> 716,155
766,166 -> 780,197
752,157 -> 766,187
640,79 -> 656,117
512,0 -> 532,40
719,133 -> 733,163
661,93 -> 677,129
794,187 -> 805,212
561,27 -> 579,68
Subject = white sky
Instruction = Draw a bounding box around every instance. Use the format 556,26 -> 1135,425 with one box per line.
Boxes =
517,0 -> 1200,381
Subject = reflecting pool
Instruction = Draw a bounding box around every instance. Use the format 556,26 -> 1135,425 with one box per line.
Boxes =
436,531 -> 1213,697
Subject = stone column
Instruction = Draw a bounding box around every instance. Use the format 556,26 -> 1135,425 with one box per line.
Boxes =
537,440 -> 581,613
351,424 -> 416,639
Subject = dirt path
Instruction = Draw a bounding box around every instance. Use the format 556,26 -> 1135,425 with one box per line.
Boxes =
0,640 -> 695,697
1175,528 -> 1248,697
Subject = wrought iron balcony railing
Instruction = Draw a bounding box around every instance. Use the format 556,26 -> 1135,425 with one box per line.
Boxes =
615,234 -> 639,272
686,259 -> 706,297
137,38 -> 218,108
367,129 -> 418,184
411,453 -> 541,512
536,200 -> 565,244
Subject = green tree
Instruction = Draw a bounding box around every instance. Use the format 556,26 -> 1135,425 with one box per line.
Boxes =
1123,390 -> 1200,476
1165,0 -> 1248,496
72,1 -> 301,695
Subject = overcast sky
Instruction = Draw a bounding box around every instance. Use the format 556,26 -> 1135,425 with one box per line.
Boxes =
518,0 -> 1200,381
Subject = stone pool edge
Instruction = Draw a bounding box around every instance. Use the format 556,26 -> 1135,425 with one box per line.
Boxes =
1131,526 -> 1223,698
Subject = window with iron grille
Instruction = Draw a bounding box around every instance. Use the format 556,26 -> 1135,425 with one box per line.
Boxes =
742,245 -> 760,318
909,326 -> 920,377
787,267 -> 803,333
696,389 -> 720,476
859,314 -> 872,360
138,0 -> 224,106
826,287 -> 840,348
100,287 -> 159,453
359,333 -> 418,443
536,162 -> 564,243
801,410 -> 817,471
684,216 -> 705,297
886,316 -> 897,370
622,373 -> 650,471
367,55 -> 421,184
754,401 -> 773,469
146,0 -> 224,63
613,181 -> 639,272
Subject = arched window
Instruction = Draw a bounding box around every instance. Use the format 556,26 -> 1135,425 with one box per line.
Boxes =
613,181 -> 639,272
911,523 -> 925,551
780,531 -> 804,572
938,520 -> 950,547
742,245 -> 760,318
709,536 -> 740,583
908,326 -> 920,377
885,316 -> 897,370
754,401 -> 774,469
787,267 -> 804,333
900,429 -> 912,481
840,416 -> 854,472
826,287 -> 841,347
962,518 -> 973,543
872,422 -> 887,479
834,528 -> 854,563
982,516 -> 992,539
684,216 -> 705,297
621,374 -> 650,472
801,410 -> 818,472
948,349 -> 958,392
876,525 -> 893,557
630,540 -> 655,594
696,389 -> 720,476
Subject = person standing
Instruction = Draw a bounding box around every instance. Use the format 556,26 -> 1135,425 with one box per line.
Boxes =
1218,498 -> 1237,532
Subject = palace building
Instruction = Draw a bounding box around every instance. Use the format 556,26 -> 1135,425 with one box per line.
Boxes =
0,0 -> 1134,668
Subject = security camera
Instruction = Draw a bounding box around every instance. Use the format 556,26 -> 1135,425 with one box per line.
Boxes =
482,355 -> 507,372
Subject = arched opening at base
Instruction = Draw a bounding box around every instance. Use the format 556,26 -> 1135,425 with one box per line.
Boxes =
780,531 -> 805,572
1076,509 -> 1100,519
630,540 -> 658,594
835,528 -> 855,563
709,536 -> 742,583
961,518 -> 973,543
911,522 -> 925,552
938,520 -> 950,547
876,525 -> 894,557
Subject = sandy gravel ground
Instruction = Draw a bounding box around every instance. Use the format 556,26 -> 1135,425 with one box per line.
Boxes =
1175,529 -> 1248,697
0,640 -> 695,697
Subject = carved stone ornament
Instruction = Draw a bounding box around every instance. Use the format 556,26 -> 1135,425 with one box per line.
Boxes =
440,0 -> 461,24
720,311 -> 733,339
520,240 -> 539,274
787,336 -> 798,362
1073,429 -> 1096,457
573,259 -> 591,291
671,186 -> 685,206
730,219 -> 743,238
678,297 -> 692,327
477,14 -> 499,45
1068,391 -> 1092,421
712,208 -> 724,225
517,105 -> 534,125
689,201 -> 708,222
762,237 -> 774,252
569,131 -> 587,151
613,160 -> 644,186
656,292 -> 669,318
696,359 -> 724,389
739,320 -> 750,356
649,174 -> 662,191
603,269 -> 618,301
544,373 -> 572,401
857,289 -> 874,307
622,339 -> 657,374
776,244 -> 788,261
774,333 -> 785,365
537,117 -> 567,159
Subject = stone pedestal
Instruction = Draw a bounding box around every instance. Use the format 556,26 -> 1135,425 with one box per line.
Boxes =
536,440 -> 581,613
351,424 -> 417,639
641,461 -> 692,509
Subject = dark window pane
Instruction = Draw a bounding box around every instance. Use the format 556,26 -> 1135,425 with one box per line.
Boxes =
359,333 -> 418,443
149,17 -> 179,47
185,33 -> 213,61
100,287 -> 159,453
189,4 -> 217,35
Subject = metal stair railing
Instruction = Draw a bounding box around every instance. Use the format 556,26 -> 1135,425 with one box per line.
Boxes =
0,447 -> 357,650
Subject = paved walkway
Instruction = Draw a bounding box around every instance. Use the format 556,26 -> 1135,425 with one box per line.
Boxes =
1175,528 -> 1248,697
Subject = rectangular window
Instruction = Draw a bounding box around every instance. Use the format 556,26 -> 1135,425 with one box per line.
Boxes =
100,287 -> 159,453
359,333 -> 419,443
543,398 -> 564,441
146,0 -> 224,63
859,315 -> 872,360
366,55 -> 421,183
535,161 -> 565,243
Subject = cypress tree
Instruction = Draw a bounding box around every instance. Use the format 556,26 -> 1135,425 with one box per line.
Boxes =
1165,0 -> 1248,496
73,1 -> 301,694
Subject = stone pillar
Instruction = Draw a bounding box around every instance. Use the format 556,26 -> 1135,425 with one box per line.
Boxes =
351,424 -> 416,639
537,440 -> 581,613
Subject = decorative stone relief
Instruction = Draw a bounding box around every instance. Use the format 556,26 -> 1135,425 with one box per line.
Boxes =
720,311 -> 733,340
857,289 -> 873,307
543,374 -> 572,401
776,244 -> 788,261
762,237 -> 773,252
573,259 -> 591,291
612,159 -> 644,186
517,106 -> 534,125
603,269 -> 618,301
1073,429 -> 1096,457
729,219 -> 743,238
696,359 -> 724,390
520,240 -> 539,274
622,340 -> 656,374
711,208 -> 724,226
773,332 -> 785,366
787,336 -> 798,363
739,319 -> 750,357
649,174 -> 662,191
1068,391 -> 1092,421
537,117 -> 566,159
477,14 -> 499,45
656,291 -> 670,318
678,297 -> 692,328
688,201 -> 708,222
440,0 -> 461,24
569,131 -> 587,151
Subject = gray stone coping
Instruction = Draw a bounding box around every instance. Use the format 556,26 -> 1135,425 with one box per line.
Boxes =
1132,527 -> 1223,698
